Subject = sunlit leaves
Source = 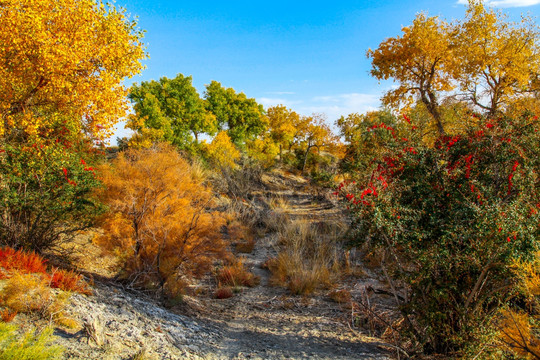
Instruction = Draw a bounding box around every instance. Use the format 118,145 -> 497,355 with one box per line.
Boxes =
0,0 -> 146,141
203,131 -> 240,169
205,81 -> 267,145
455,0 -> 540,115
368,13 -> 454,134
128,74 -> 217,148
368,0 -> 540,134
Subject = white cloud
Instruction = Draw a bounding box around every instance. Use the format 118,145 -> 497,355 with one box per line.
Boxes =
258,97 -> 301,109
303,93 -> 380,122
258,92 -> 381,129
457,0 -> 540,7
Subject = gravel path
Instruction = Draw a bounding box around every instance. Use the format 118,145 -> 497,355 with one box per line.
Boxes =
53,172 -> 393,359
196,175 -> 393,360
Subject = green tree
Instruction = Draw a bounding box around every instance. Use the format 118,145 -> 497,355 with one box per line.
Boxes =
204,81 -> 267,145
128,74 -> 217,148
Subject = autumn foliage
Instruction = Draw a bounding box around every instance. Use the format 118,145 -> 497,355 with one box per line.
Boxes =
0,0 -> 145,252
0,247 -> 47,277
0,246 -> 90,294
96,144 -> 226,296
0,0 -> 146,141
368,0 -> 540,135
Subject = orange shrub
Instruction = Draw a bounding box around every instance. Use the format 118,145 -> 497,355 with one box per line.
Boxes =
96,144 -> 226,296
0,308 -> 17,323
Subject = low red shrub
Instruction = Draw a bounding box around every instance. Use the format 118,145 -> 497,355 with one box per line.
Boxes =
0,308 -> 17,322
49,269 -> 91,295
0,247 -> 47,275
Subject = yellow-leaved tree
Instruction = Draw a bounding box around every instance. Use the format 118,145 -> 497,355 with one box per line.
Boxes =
299,115 -> 338,173
368,13 -> 454,135
0,0 -> 146,141
266,105 -> 299,161
498,253 -> 540,359
455,0 -> 540,117
95,144 -> 226,297
368,0 -> 540,136
203,131 -> 240,169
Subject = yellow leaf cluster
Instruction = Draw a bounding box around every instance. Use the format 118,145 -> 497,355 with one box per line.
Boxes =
368,0 -> 540,134
368,13 -> 454,114
456,0 -> 540,115
499,309 -> 540,359
203,131 -> 240,169
246,137 -> 279,168
266,105 -> 299,148
497,253 -> 540,359
0,0 -> 146,141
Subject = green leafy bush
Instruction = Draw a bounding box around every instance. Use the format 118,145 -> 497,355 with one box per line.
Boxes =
0,135 -> 103,252
340,113 -> 540,355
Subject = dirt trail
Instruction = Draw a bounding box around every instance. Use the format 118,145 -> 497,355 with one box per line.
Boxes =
197,172 -> 392,360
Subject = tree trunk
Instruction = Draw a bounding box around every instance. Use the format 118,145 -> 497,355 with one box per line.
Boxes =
421,91 -> 445,136
302,145 -> 312,174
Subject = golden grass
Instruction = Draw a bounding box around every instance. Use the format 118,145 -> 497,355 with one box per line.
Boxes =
1,273 -> 52,314
217,259 -> 260,288
267,219 -> 347,295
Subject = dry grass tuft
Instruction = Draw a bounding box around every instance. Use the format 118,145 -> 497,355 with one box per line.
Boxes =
329,289 -> 352,304
1,272 -> 52,314
267,219 -> 347,295
217,259 -> 260,288
214,287 -> 234,299
227,220 -> 256,254
235,239 -> 256,254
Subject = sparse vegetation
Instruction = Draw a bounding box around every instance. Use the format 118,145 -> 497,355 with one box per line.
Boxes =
217,259 -> 259,288
267,219 -> 346,295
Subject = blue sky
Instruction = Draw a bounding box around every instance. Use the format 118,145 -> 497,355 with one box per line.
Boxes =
113,0 -> 540,140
